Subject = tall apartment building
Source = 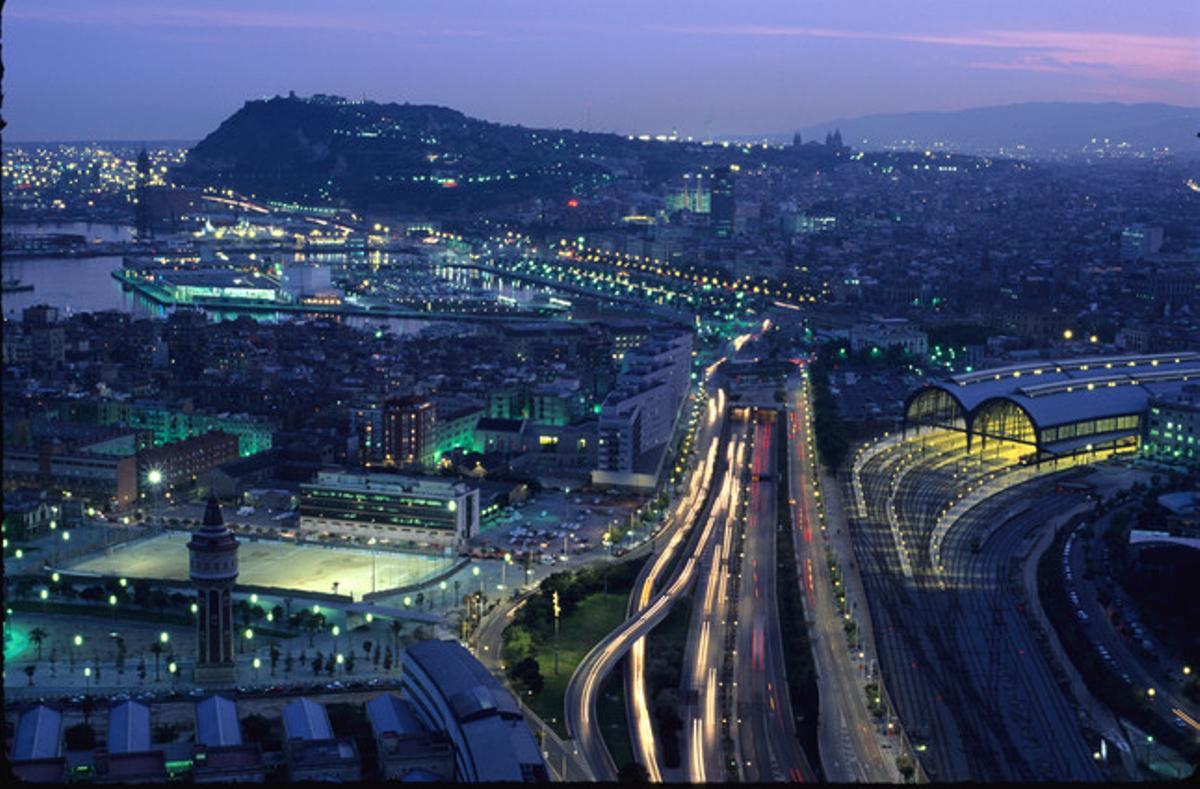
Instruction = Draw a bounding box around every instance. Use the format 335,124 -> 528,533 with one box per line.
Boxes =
383,397 -> 436,468
594,330 -> 693,490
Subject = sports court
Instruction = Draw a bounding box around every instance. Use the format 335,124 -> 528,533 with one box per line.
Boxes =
68,531 -> 452,597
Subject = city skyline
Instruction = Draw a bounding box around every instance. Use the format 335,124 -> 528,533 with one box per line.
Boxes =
4,3 -> 1199,783
4,0 -> 1199,140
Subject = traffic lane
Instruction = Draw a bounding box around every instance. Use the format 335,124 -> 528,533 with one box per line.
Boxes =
1065,514 -> 1199,734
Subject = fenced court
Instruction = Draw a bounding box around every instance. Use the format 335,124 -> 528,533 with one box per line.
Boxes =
67,531 -> 452,598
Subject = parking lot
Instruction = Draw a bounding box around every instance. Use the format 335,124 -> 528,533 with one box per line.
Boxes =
469,489 -> 652,566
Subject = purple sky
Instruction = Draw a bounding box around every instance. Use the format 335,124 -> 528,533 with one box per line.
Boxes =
5,0 -> 1199,140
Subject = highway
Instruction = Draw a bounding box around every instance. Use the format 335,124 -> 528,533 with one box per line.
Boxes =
727,414 -> 816,783
786,377 -> 895,783
565,387 -> 731,780
850,428 -> 1104,781
679,426 -> 746,782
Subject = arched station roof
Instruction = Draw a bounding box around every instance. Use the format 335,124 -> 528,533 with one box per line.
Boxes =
905,352 -> 1200,431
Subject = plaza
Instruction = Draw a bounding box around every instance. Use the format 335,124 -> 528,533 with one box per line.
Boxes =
67,530 -> 454,599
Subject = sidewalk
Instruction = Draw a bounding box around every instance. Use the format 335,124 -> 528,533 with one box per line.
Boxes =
819,464 -> 906,784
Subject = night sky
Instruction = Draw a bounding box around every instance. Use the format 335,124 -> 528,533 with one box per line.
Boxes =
5,0 -> 1198,141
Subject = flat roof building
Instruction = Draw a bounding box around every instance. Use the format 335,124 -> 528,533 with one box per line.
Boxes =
594,330 -> 693,489
299,470 -> 480,553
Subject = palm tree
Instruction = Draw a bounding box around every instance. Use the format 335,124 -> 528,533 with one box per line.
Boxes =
30,628 -> 48,661
149,641 -> 165,681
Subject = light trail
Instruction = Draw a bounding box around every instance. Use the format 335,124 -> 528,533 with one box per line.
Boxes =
594,414 -> 729,782
1173,707 -> 1200,732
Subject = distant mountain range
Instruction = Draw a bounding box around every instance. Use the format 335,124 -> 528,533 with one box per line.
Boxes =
788,102 -> 1200,155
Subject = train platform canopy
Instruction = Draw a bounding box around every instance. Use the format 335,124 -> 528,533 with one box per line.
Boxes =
904,352 -> 1200,458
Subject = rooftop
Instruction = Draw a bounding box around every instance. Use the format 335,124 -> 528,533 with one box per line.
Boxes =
282,698 -> 333,741
366,694 -> 425,738
12,705 -> 63,762
107,701 -> 151,755
195,695 -> 242,748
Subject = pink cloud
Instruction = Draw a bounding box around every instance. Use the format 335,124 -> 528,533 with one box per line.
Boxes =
650,24 -> 1200,85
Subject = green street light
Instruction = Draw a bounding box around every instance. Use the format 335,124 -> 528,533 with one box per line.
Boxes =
312,604 -> 320,614
365,613 -> 373,623
73,634 -> 83,647
14,548 -> 23,559
160,631 -> 170,644
108,595 -> 118,606
168,661 -> 177,675
39,589 -> 49,601
52,572 -> 60,583
331,625 -> 340,637
244,628 -> 254,641
250,594 -> 258,604
62,531 -> 71,542
252,657 -> 261,670
190,602 -> 199,615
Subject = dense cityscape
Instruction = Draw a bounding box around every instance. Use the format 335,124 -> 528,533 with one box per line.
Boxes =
3,1 -> 1199,785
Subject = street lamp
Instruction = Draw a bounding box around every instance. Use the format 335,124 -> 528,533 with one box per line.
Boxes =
369,537 -> 378,594
472,565 -> 483,601
84,666 -> 92,691
502,553 -> 512,588
160,631 -> 170,645
242,628 -> 253,654
331,625 -> 340,653
109,594 -> 118,621
252,657 -> 262,683
439,581 -> 448,610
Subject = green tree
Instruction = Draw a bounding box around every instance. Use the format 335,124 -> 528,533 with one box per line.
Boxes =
503,624 -> 536,663
509,656 -> 544,695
